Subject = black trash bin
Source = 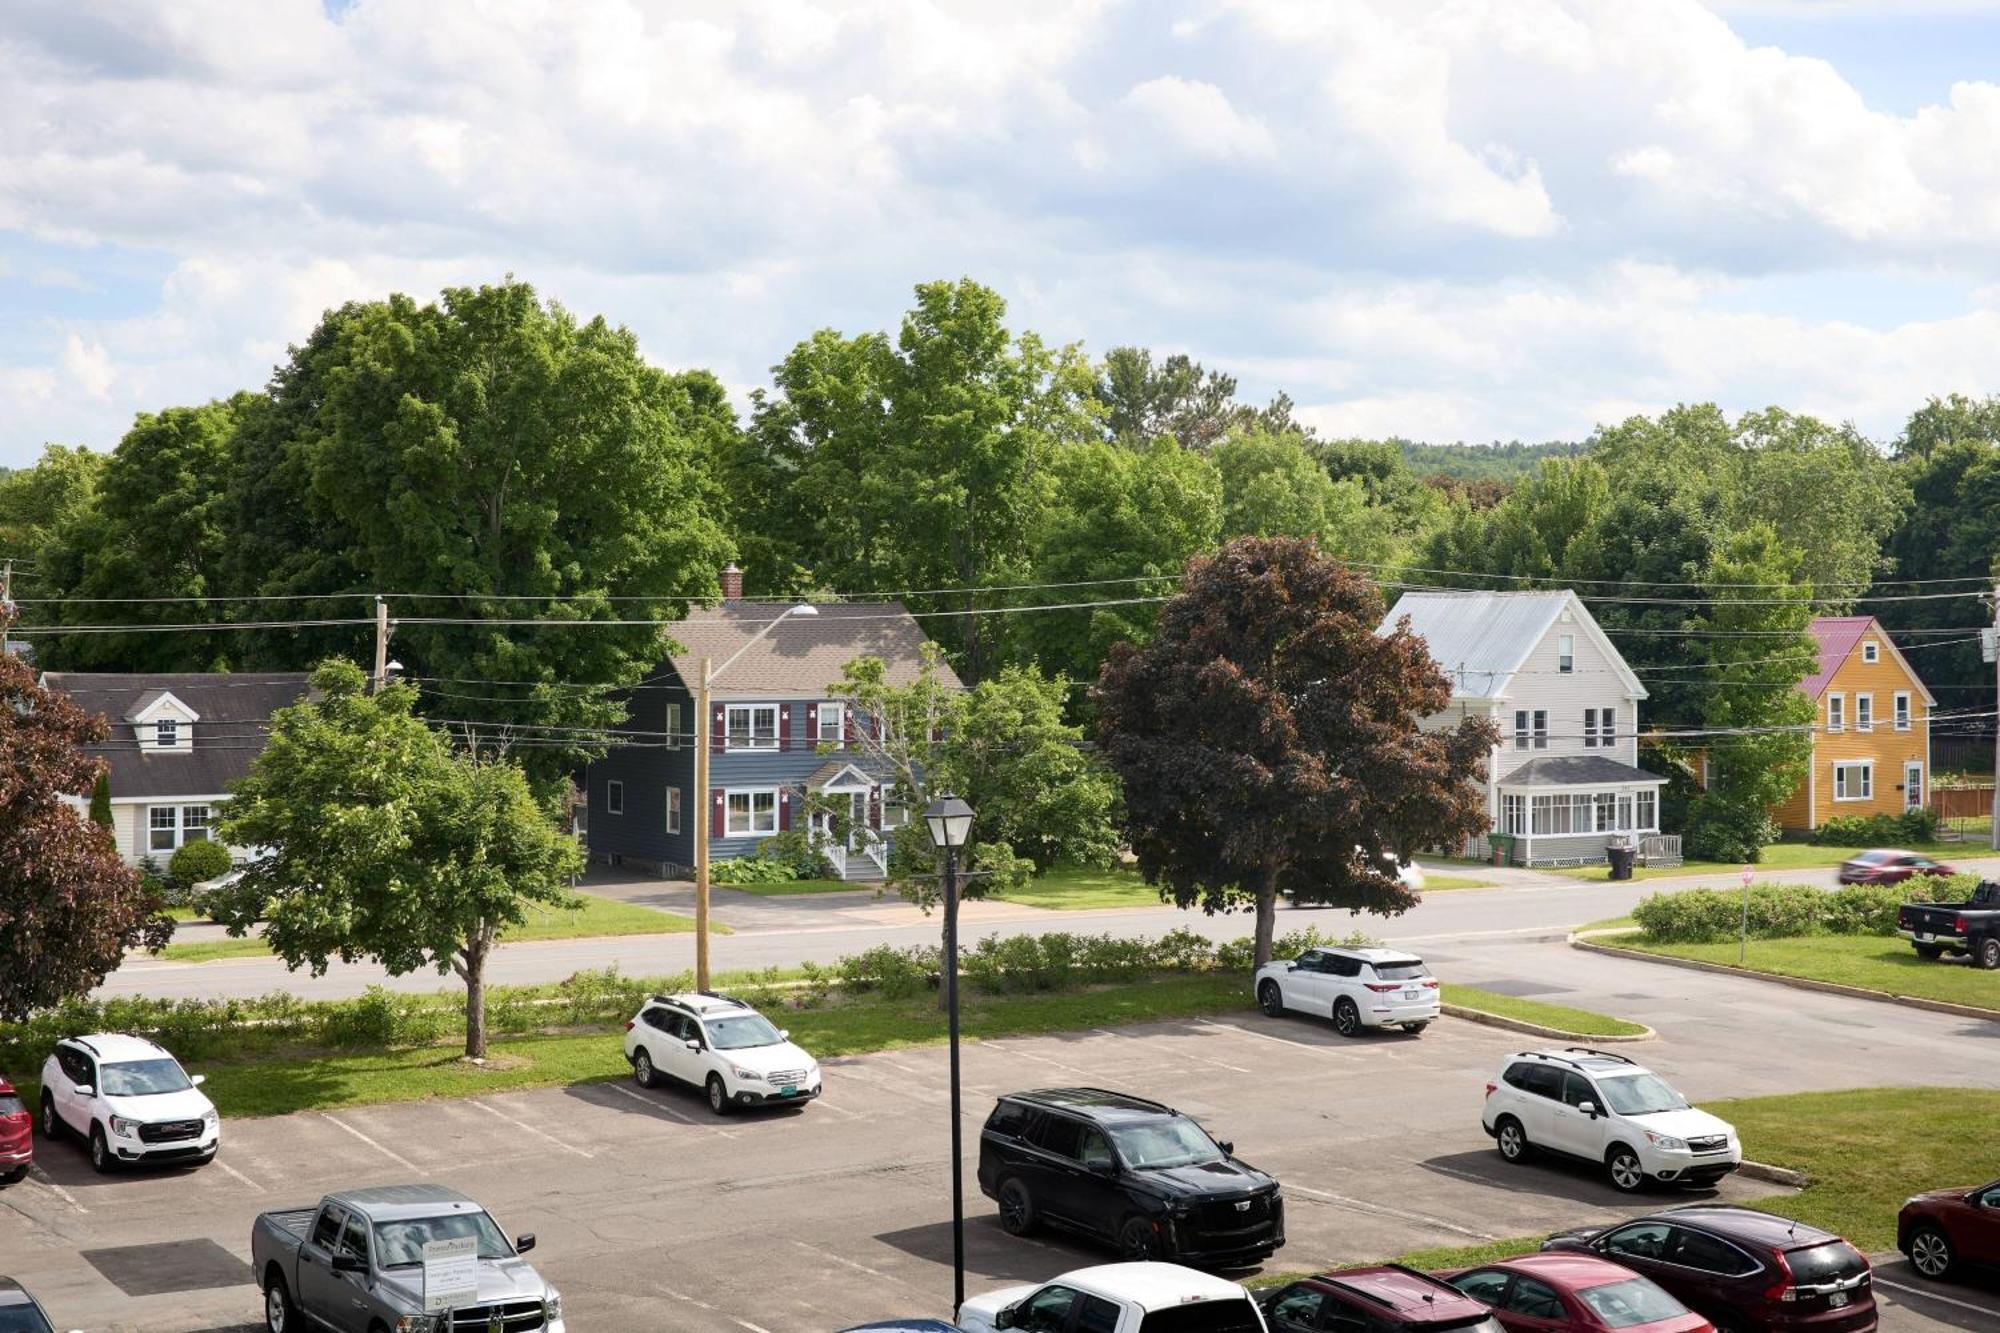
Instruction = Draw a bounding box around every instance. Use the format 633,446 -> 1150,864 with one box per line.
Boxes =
1606,845 -> 1636,880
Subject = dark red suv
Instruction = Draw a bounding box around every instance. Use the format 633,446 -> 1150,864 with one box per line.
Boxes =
1543,1206 -> 1875,1332
0,1078 -> 29,1185
1898,1178 -> 2000,1281
1262,1265 -> 1504,1332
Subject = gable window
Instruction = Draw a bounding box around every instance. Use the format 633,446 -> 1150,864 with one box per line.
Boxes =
1532,710 -> 1548,749
1862,641 -> 1879,664
666,787 -> 681,834
1600,707 -> 1616,747
1514,711 -> 1529,750
1558,634 -> 1574,673
665,702 -> 683,750
149,807 -> 178,852
1583,709 -> 1599,748
156,719 -> 180,748
1827,693 -> 1844,732
725,788 -> 778,836
1855,693 -> 1873,732
1894,692 -> 1911,731
725,704 -> 779,751
818,702 -> 846,747
606,780 -> 624,816
1833,761 -> 1873,802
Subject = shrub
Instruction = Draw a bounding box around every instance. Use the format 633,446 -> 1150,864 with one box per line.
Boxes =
169,839 -> 233,889
837,944 -> 939,999
1683,799 -> 1776,862
710,855 -> 801,885
1632,881 -> 1937,944
1811,810 -> 1940,846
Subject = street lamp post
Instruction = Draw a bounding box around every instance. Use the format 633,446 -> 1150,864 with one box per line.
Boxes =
924,793 -> 975,1316
693,601 -> 817,990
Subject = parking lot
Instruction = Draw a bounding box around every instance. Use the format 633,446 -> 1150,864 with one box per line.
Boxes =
3,1006 -> 1995,1332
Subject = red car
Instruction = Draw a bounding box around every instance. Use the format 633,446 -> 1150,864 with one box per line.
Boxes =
0,1078 -> 29,1185
1262,1265 -> 1504,1332
1898,1178 -> 2000,1281
1442,1253 -> 1710,1332
1836,849 -> 1954,886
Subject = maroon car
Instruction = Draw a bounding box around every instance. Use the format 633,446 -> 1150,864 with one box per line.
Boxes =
1544,1206 -> 1875,1333
1262,1266 -> 1504,1333
0,1078 -> 29,1185
1898,1178 -> 2000,1281
1441,1252 -> 1711,1332
1836,849 -> 1954,886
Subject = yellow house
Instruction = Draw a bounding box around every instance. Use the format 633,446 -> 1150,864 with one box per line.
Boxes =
1772,616 -> 1935,832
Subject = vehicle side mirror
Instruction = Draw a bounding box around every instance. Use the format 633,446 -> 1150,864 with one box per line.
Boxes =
778,1029 -> 790,1041
73,1085 -> 94,1099
1218,1140 -> 1235,1156
191,1074 -> 206,1087
1284,961 -> 1298,972
685,1039 -> 701,1052
1576,1101 -> 1597,1118
994,1303 -> 1020,1330
515,1233 -> 536,1254
331,1254 -> 366,1274
1088,1160 -> 1116,1177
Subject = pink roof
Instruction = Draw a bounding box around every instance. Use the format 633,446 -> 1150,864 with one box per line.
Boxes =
1801,616 -> 1875,699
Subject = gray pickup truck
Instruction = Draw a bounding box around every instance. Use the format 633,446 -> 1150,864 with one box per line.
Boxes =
251,1183 -> 564,1333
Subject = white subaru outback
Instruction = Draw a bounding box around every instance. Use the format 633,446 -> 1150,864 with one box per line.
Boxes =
622,991 -> 822,1115
1482,1048 -> 1741,1193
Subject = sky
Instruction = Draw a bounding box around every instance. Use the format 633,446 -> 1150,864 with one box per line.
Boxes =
6,0 -> 2000,468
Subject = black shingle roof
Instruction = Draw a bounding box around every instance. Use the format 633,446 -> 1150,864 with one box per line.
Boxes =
41,672 -> 312,800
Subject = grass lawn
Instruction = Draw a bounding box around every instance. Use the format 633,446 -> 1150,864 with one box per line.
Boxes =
157,892 -> 713,963
997,865 -> 1170,911
1445,985 -> 1648,1037
1422,874 -> 1494,892
1577,915 -> 1638,933
1611,934 -> 2000,1012
721,878 -> 861,897
1546,840 -> 1967,884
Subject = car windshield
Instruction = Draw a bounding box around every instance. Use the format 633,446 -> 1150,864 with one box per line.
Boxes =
706,1014 -> 785,1051
98,1058 -> 193,1097
372,1211 -> 513,1268
1372,959 -> 1429,980
1576,1278 -> 1688,1328
0,1094 -> 24,1116
1594,1073 -> 1688,1116
1137,1299 -> 1264,1332
0,1303 -> 55,1333
1110,1116 -> 1227,1169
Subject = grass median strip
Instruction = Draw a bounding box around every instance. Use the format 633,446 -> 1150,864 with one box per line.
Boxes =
1444,985 -> 1648,1037
1610,935 -> 2000,1013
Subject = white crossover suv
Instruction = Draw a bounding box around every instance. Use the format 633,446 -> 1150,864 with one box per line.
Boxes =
957,1261 -> 1265,1333
1482,1048 -> 1741,1193
623,991 -> 822,1115
40,1033 -> 219,1173
1254,947 -> 1440,1036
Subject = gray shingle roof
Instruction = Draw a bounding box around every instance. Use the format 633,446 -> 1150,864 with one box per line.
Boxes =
41,672 -> 312,800
661,602 -> 962,698
1497,755 -> 1663,787
1377,591 -> 1571,698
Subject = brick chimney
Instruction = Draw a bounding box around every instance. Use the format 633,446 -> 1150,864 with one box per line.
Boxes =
720,562 -> 744,602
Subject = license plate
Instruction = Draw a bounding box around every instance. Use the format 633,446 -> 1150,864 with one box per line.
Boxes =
1914,933 -> 1933,942
780,1085 -> 798,1096
1828,1293 -> 1849,1308
1403,990 -> 1420,1000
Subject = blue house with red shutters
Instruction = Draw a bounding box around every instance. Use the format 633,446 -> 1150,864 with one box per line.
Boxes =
582,564 -> 963,880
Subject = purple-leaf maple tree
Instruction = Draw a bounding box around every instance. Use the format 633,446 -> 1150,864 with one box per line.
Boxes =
1094,536 -> 1496,966
0,647 -> 169,1021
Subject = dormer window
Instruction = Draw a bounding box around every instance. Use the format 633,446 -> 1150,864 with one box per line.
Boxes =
1862,641 -> 1879,664
156,719 -> 180,748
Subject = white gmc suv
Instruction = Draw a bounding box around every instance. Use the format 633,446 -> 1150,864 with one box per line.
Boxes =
623,991 -> 823,1115
40,1033 -> 219,1173
957,1262 -> 1265,1333
1481,1048 -> 1741,1193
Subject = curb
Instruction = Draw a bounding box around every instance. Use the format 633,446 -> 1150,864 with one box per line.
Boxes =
1441,1002 -> 1655,1044
1568,936 -> 2000,1024
1739,1160 -> 1811,1189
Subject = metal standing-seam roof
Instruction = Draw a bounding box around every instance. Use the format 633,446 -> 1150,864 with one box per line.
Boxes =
1801,615 -> 1936,705
1377,591 -> 1573,699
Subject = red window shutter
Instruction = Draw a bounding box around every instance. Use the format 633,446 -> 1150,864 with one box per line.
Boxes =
779,789 -> 792,832
868,786 -> 882,830
779,705 -> 792,752
844,710 -> 856,746
805,707 -> 819,744
711,787 -> 725,838
711,706 -> 725,748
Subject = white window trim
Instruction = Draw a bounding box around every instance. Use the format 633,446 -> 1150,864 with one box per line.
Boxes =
1894,691 -> 1911,731
1583,709 -> 1598,749
724,787 -> 780,837
1827,693 -> 1845,732
1855,693 -> 1873,732
147,802 -> 218,852
1862,641 -> 1879,663
724,703 -> 780,753
1557,634 -> 1575,674
817,701 -> 846,747
666,786 -> 681,834
665,701 -> 683,751
606,780 -> 624,816
1832,761 -> 1873,802
1905,760 -> 1924,812
155,718 -> 181,748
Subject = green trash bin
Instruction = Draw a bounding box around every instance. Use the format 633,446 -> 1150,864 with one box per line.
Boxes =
1490,834 -> 1515,866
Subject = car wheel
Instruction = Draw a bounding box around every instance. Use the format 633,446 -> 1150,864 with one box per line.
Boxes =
39,1093 -> 61,1141
1606,1145 -> 1646,1193
1495,1116 -> 1531,1164
1258,981 -> 1285,1017
89,1124 -> 114,1175
0,1165 -> 26,1186
1332,997 -> 1361,1036
633,1049 -> 657,1089
1979,937 -> 2000,971
1401,1021 -> 1430,1035
1914,943 -> 1944,960
1908,1225 -> 1956,1280
1118,1215 -> 1162,1260
263,1269 -> 296,1333
997,1177 -> 1037,1236
705,1074 -> 732,1117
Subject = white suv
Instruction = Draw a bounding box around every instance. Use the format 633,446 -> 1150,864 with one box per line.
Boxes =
623,992 -> 822,1116
1253,947 -> 1440,1036
957,1261 -> 1265,1333
40,1033 -> 219,1173
1481,1048 -> 1741,1193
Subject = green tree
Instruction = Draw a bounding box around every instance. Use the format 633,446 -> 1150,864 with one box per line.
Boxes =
1879,401 -> 2000,704
1093,347 -> 1303,449
88,772 -> 113,829
1214,429 -> 1397,564
213,661 -> 582,1058
1094,537 -> 1495,966
0,443 -> 105,555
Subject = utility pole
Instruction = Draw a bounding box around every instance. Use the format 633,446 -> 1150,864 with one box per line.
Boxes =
1,557 -> 12,620
1991,581 -> 1998,852
695,654 -> 714,991
371,596 -> 392,694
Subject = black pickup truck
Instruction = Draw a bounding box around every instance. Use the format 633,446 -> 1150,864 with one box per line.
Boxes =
1897,880 -> 2000,969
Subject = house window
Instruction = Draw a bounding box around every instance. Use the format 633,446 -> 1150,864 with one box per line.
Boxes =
1855,694 -> 1873,731
1636,790 -> 1656,830
1601,707 -> 1615,747
818,702 -> 846,747
1558,634 -> 1574,673
149,806 -> 178,852
665,787 -> 681,834
1827,693 -> 1844,732
881,793 -> 909,828
1894,692 -> 1911,731
606,780 -> 624,816
156,719 -> 180,748
1862,641 -> 1879,664
1594,791 -> 1617,832
725,704 -> 779,751
1532,710 -> 1548,749
1501,794 -> 1526,836
1833,761 -> 1873,802
180,805 -> 211,843
665,702 -> 683,750
1514,711 -> 1529,750
1583,709 -> 1599,748
726,789 -> 778,836
1617,794 -> 1633,830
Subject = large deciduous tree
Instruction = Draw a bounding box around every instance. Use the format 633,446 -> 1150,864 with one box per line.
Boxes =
1094,537 -> 1495,966
0,443 -> 105,556
1214,429 -> 1399,565
0,649 -> 169,1020
214,661 -> 582,1058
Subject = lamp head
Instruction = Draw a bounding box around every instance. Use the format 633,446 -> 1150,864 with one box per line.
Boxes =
924,793 -> 975,850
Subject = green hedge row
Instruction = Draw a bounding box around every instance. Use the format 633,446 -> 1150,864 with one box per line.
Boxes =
1630,877 -> 1981,944
1808,810 -> 1940,846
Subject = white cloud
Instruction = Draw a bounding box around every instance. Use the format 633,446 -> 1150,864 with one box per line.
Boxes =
1120,77 -> 1276,162
60,333 -> 114,399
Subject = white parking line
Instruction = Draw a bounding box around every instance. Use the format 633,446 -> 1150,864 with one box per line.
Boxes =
1875,1276 -> 2000,1317
790,1239 -> 935,1298
658,1281 -> 775,1332
1091,1027 -> 1252,1074
980,1041 -> 1097,1077
1286,1182 -> 1496,1241
26,1165 -> 85,1213
598,1081 -> 739,1137
470,1099 -> 594,1159
320,1113 -> 418,1171
211,1158 -> 264,1192
1196,1017 -> 1357,1056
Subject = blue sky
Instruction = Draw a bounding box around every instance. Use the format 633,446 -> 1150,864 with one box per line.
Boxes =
5,0 -> 2000,468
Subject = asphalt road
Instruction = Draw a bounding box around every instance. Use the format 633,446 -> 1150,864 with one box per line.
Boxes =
8,978 -> 1997,1333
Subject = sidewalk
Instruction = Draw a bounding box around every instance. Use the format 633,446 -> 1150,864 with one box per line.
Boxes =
579,865 -> 1067,933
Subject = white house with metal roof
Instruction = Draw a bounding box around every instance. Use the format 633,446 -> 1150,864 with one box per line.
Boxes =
1378,590 -> 1666,866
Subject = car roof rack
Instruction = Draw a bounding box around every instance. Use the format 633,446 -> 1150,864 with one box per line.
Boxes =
1560,1047 -> 1638,1066
697,990 -> 751,1007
